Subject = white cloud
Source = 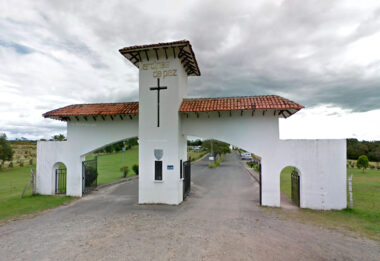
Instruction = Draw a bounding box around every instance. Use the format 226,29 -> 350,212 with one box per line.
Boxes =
0,0 -> 379,140
280,105 -> 380,141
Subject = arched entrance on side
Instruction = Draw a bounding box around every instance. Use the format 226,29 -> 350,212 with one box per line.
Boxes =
280,166 -> 301,208
52,162 -> 67,195
81,136 -> 139,192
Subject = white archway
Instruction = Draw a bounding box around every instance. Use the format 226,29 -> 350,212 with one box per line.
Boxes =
52,162 -> 67,195
280,166 -> 301,207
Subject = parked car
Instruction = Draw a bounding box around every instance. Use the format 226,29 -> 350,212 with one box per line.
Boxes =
240,152 -> 252,160
192,145 -> 202,151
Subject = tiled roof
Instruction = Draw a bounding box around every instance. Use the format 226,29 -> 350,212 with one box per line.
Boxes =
119,40 -> 190,53
43,96 -> 303,121
43,102 -> 138,118
179,96 -> 304,112
119,40 -> 201,76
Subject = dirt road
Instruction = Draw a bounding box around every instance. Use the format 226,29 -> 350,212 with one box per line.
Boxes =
0,152 -> 378,260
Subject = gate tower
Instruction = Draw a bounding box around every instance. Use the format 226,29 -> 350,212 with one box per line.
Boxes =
120,41 -> 200,204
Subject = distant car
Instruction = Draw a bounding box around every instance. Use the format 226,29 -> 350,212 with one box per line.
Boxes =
240,152 -> 252,160
192,146 -> 202,151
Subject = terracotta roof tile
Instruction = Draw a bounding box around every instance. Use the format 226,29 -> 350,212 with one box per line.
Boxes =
119,40 -> 201,76
43,102 -> 138,118
179,96 -> 304,112
43,95 -> 303,121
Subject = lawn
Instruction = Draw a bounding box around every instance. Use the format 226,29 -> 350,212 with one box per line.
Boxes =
188,150 -> 207,162
278,167 -> 380,240
280,166 -> 293,199
86,146 -> 139,185
0,166 -> 73,222
0,147 -> 139,223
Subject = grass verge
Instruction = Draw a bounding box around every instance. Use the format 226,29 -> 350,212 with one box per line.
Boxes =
0,166 -> 74,222
274,167 -> 380,241
209,154 -> 225,168
188,150 -> 208,162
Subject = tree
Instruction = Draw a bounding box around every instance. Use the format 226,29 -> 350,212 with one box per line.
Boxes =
202,139 -> 230,161
356,155 -> 369,173
0,134 -> 14,164
104,145 -> 113,153
347,139 -> 380,162
52,134 -> 66,141
187,139 -> 202,146
125,137 -> 138,148
113,142 -> 123,152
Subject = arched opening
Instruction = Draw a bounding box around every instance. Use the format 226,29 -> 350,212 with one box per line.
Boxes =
53,162 -> 67,195
186,137 -> 262,205
280,166 -> 300,207
83,137 -> 139,186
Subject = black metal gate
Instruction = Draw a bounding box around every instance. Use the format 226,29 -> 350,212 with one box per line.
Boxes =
55,168 -> 66,194
82,157 -> 98,194
183,160 -> 191,199
259,163 -> 262,206
291,169 -> 300,207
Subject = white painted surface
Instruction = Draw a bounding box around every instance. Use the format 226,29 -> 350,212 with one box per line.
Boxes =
138,51 -> 188,204
182,113 -> 347,210
37,117 -> 138,196
37,44 -> 346,210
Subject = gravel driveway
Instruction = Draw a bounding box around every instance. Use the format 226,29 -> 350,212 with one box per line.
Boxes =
0,152 -> 379,261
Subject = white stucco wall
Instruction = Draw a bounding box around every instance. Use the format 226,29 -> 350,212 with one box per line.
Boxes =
138,51 -> 188,204
37,104 -> 347,209
37,117 -> 138,197
37,45 -> 346,210
182,112 -> 347,210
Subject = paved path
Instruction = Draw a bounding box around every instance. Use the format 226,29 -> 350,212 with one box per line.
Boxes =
0,152 -> 379,260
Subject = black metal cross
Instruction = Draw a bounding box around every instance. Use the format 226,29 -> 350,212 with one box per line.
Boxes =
149,78 -> 167,127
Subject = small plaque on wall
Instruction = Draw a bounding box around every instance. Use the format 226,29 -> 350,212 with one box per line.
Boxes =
167,165 -> 174,170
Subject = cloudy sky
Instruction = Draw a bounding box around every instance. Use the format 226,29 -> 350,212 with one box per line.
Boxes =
0,0 -> 379,140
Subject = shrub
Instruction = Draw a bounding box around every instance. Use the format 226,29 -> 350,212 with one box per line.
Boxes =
84,166 -> 97,186
132,164 -> 139,175
356,155 -> 369,173
369,164 -> 375,169
120,166 -> 129,178
19,161 -> 24,167
104,145 -> 113,153
9,162 -> 13,168
209,154 -> 225,168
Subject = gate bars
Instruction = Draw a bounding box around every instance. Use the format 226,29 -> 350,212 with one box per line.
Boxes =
82,157 -> 98,194
291,169 -> 300,207
55,168 -> 66,194
183,160 -> 191,199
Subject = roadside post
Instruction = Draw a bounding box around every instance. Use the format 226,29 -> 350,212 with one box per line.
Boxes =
348,173 -> 353,209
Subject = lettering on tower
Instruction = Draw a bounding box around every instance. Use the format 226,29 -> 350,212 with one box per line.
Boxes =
142,61 -> 177,79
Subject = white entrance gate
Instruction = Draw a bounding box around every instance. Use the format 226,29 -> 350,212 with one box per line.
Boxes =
37,40 -> 346,210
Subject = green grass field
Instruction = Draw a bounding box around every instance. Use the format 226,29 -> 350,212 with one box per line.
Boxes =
280,166 -> 293,199
86,146 -> 139,185
0,146 -> 139,222
188,150 -> 207,162
0,166 -> 73,222
279,167 -> 380,240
